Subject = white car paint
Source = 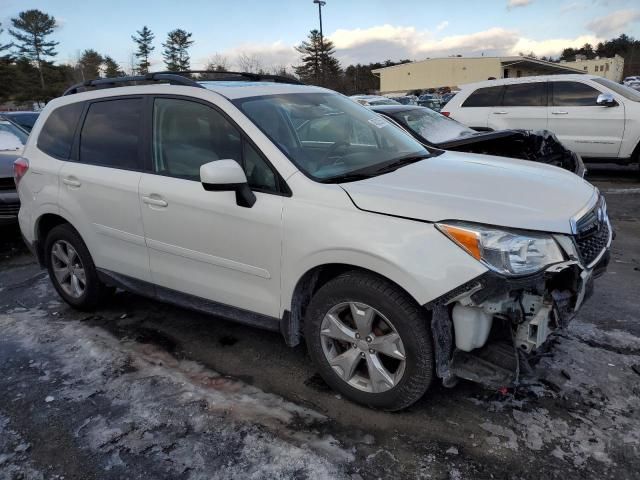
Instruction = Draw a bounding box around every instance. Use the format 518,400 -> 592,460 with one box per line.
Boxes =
16,81 -> 606,347
445,74 -> 640,162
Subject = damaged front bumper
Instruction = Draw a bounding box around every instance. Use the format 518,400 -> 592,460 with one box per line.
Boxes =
425,215 -> 612,388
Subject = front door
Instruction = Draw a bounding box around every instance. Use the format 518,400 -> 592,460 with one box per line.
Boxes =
547,80 -> 624,158
138,97 -> 285,318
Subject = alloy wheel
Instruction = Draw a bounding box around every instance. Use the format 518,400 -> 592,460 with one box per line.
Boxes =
320,302 -> 406,393
50,240 -> 86,299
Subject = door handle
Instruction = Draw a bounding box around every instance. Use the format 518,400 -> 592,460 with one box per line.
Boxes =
492,111 -> 508,115
142,195 -> 168,207
62,177 -> 81,187
552,111 -> 568,115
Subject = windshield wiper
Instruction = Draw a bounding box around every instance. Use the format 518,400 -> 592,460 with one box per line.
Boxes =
320,153 -> 432,184
369,153 -> 432,174
319,171 -> 380,184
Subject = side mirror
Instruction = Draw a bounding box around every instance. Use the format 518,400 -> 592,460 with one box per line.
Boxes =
200,160 -> 256,208
596,93 -> 616,107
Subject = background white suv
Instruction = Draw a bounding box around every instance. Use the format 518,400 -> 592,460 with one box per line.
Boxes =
444,74 -> 640,165
15,73 -> 611,410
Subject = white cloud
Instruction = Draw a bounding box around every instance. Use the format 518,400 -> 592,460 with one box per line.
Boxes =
587,9 -> 640,37
196,24 -> 606,71
507,0 -> 533,9
435,21 -> 449,32
196,41 -> 299,72
511,34 -> 602,56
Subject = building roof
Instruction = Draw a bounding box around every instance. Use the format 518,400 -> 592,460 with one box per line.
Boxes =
371,56 -> 584,75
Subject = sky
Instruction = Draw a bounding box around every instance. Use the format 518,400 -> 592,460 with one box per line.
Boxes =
1,0 -> 639,72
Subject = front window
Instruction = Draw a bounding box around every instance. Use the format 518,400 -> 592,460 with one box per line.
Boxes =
234,93 -> 430,182
592,77 -> 640,102
387,108 -> 476,144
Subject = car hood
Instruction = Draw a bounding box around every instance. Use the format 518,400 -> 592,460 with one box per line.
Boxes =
340,151 -> 595,234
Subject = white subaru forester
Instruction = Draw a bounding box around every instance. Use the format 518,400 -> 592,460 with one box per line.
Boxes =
15,72 -> 611,411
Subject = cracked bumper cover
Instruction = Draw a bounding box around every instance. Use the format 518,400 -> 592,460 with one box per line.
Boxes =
424,227 -> 612,386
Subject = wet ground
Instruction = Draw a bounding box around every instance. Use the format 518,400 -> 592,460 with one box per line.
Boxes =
0,164 -> 639,480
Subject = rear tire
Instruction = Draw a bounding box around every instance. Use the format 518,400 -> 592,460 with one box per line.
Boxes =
45,224 -> 112,311
304,271 -> 433,411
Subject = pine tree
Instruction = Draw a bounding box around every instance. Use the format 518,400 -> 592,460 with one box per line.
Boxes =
0,22 -> 13,54
132,26 -> 155,74
103,56 -> 124,77
9,9 -> 58,89
162,29 -> 194,71
294,29 -> 341,87
78,49 -> 103,80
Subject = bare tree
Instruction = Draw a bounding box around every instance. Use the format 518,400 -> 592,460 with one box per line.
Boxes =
236,52 -> 263,73
206,53 -> 230,72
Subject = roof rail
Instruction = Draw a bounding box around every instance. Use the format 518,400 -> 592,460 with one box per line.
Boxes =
62,72 -> 205,96
164,70 -> 304,85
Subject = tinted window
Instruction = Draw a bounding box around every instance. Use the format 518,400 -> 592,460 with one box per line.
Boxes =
153,98 -> 278,192
37,103 -> 83,159
502,83 -> 546,107
80,99 -> 143,169
461,86 -> 504,107
552,82 -> 600,106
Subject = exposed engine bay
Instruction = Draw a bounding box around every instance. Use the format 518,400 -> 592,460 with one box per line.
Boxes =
426,229 -> 611,389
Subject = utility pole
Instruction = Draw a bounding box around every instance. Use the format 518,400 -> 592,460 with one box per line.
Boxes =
313,0 -> 326,85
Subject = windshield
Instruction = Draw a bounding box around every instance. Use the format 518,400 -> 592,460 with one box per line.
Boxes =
593,77 -> 640,102
0,121 -> 27,151
387,107 -> 476,144
234,92 -> 429,181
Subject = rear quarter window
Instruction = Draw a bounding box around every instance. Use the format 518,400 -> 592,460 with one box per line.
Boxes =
461,86 -> 504,107
37,103 -> 84,159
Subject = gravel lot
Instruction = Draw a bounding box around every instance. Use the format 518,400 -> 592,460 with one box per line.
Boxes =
1,165 -> 639,480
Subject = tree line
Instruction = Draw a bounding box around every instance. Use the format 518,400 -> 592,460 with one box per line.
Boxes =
1,8 -> 639,106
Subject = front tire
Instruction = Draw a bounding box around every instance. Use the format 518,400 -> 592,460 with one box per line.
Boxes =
304,271 -> 433,411
45,224 -> 111,311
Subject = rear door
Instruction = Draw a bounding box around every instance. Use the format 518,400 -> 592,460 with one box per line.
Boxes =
547,80 -> 624,158
450,86 -> 504,130
488,81 -> 548,131
58,96 -> 151,282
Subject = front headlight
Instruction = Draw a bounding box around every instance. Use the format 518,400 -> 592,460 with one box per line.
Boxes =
436,221 -> 564,276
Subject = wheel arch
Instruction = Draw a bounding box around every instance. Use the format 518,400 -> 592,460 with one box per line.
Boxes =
281,262 -> 426,347
33,212 -> 75,267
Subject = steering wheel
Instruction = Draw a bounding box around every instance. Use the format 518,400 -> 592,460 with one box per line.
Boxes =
320,140 -> 350,166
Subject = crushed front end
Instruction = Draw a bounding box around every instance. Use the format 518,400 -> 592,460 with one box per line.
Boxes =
427,195 -> 612,388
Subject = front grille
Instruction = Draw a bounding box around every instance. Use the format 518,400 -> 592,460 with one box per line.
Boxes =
573,197 -> 610,267
0,177 -> 15,191
0,203 -> 19,216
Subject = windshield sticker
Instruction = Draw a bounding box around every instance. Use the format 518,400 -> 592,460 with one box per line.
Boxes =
368,117 -> 388,129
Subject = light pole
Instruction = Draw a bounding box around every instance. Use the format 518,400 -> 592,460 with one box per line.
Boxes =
313,0 -> 326,85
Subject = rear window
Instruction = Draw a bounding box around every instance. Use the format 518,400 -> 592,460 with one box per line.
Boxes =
502,82 -> 546,107
461,86 -> 504,107
552,82 -> 600,106
37,103 -> 84,159
79,98 -> 143,170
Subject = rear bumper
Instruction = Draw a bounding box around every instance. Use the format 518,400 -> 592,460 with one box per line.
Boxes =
0,190 -> 19,225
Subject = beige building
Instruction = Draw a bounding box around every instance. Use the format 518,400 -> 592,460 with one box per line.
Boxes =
560,54 -> 624,82
372,55 -> 623,94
